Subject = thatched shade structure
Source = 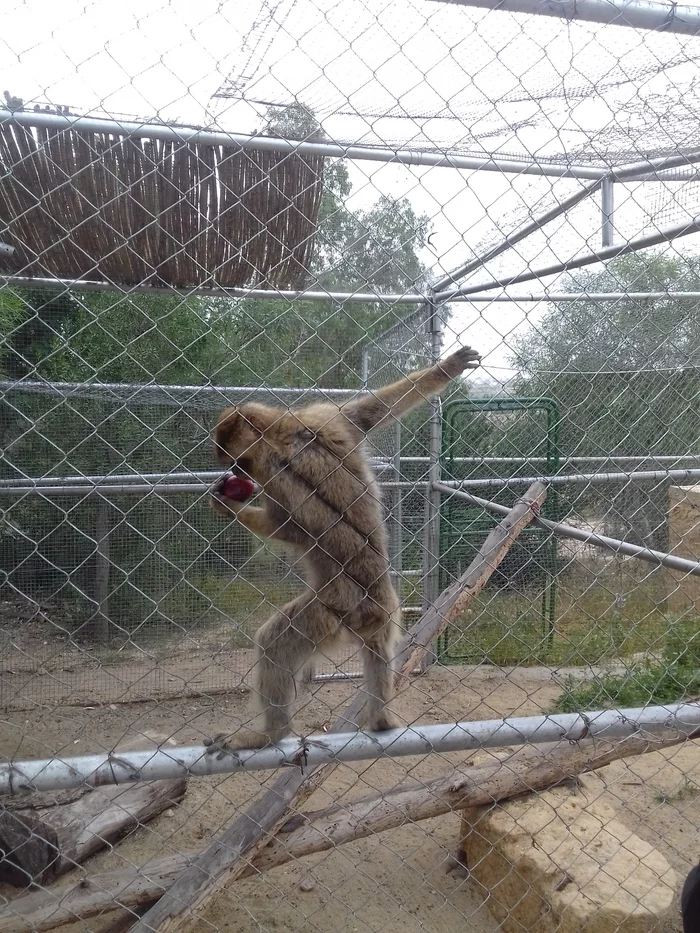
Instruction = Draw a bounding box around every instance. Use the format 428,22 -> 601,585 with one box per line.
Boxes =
0,119 -> 324,289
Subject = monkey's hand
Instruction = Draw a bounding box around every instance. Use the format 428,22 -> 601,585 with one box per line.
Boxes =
439,346 -> 481,377
204,730 -> 274,760
210,488 -> 247,520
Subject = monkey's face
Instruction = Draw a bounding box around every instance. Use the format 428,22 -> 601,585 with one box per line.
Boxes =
212,405 -> 268,480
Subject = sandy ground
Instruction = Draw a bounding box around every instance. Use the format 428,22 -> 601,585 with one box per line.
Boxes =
1,658 -> 699,932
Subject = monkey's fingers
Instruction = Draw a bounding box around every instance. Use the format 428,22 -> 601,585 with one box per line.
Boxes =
440,346 -> 481,376
452,346 -> 481,365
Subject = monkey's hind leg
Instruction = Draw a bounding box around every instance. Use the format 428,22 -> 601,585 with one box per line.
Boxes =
361,603 -> 402,733
205,593 -> 341,758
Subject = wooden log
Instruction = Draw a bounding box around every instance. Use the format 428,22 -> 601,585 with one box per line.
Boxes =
5,727 -> 695,933
128,482 -> 548,933
0,778 -> 187,887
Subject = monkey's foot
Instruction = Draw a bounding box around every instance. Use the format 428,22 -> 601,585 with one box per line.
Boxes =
204,729 -> 272,760
370,710 -> 403,732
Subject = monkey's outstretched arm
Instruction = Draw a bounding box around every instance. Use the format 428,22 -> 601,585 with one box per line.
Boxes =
341,346 -> 480,435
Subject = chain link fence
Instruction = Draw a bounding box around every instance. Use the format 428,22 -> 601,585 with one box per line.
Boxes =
2,0 -> 700,930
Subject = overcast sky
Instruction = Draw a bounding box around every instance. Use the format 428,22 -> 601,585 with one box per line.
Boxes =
4,0 -> 700,380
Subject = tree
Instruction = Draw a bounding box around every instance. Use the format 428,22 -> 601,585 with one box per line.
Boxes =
509,251 -> 700,544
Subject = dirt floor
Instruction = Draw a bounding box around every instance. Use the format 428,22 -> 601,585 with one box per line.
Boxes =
1,658 -> 699,932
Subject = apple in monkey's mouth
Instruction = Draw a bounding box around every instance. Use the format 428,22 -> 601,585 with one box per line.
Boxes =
221,474 -> 255,502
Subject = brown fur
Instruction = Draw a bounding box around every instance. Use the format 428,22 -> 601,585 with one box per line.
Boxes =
205,346 -> 480,755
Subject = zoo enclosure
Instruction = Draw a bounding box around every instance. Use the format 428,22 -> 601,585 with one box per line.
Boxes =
4,0 -> 700,930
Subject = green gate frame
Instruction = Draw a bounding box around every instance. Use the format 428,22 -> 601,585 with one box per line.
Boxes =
437,397 -> 561,663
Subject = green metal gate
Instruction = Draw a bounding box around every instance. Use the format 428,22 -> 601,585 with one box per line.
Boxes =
437,397 -> 561,663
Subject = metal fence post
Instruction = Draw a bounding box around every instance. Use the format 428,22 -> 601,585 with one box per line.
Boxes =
421,296 -> 443,669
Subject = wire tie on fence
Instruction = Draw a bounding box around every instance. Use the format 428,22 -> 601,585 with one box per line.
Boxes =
515,496 -> 541,516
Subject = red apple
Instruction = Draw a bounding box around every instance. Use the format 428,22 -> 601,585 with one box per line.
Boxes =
222,474 -> 255,502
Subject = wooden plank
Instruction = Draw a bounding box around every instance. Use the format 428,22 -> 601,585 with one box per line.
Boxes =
128,482 -> 547,932
6,727 -> 697,933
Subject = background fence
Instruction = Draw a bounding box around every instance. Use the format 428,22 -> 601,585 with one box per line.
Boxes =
3,0 -> 700,930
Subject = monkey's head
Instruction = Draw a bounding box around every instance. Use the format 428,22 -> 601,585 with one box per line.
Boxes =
212,403 -> 278,481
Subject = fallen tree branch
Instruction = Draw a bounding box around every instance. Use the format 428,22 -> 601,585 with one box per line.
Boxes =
127,481 -> 548,933
6,726 -> 697,933
0,779 -> 186,887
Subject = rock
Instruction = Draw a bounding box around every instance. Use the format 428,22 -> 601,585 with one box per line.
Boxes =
299,876 -> 316,892
461,778 -> 676,933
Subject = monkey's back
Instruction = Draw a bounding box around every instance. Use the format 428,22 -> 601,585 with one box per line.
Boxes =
262,408 -> 393,609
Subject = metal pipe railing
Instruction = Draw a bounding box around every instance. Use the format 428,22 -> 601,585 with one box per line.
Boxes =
2,703 -> 699,794
435,482 -> 700,576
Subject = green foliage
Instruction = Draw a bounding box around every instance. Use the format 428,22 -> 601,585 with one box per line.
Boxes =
510,251 -> 700,546
551,618 -> 700,713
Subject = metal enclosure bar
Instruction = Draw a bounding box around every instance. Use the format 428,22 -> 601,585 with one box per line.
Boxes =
440,467 -> 700,488
435,483 -> 700,576
447,292 -> 700,301
0,274 -> 428,305
5,275 -> 700,305
428,0 -> 700,37
421,299 -> 443,669
0,111 -> 606,180
432,178 -> 603,292
601,178 -> 614,247
434,214 -> 700,299
3,703 -> 700,794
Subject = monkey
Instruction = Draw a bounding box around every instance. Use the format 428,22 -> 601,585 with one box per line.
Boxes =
204,345 -> 480,756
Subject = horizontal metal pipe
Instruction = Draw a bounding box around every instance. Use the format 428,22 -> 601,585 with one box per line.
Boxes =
0,377 -> 357,399
4,275 -> 700,305
452,292 -> 700,302
311,667 -> 422,683
0,480 -> 414,497
5,467 -> 699,496
441,468 -> 700,489
0,111 -> 605,180
0,461 -> 396,488
4,464 -> 699,497
429,0 -> 700,37
0,274 -> 427,305
435,482 -> 700,576
435,215 -> 700,300
2,456 -> 699,487
432,178 -> 603,293
402,455 -> 700,463
3,703 -> 699,794
404,455 -> 700,464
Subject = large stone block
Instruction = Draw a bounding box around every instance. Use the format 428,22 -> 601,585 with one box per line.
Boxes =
668,484 -> 700,614
461,780 -> 676,933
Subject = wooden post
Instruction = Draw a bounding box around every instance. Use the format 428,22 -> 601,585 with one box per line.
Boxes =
128,482 -> 548,933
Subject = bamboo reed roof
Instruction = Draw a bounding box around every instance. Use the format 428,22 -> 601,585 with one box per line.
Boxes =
0,120 -> 324,290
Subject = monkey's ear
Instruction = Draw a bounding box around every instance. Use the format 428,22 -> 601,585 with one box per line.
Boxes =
238,403 -> 275,437
213,407 -> 240,460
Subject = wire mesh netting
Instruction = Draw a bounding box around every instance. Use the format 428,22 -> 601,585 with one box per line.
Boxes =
3,0 -> 700,931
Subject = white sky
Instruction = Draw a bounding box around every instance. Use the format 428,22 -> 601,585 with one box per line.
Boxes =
4,0 -> 700,380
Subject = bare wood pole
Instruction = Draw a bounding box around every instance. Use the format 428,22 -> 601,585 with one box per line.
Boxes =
7,726 -> 697,933
127,482 -> 547,933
